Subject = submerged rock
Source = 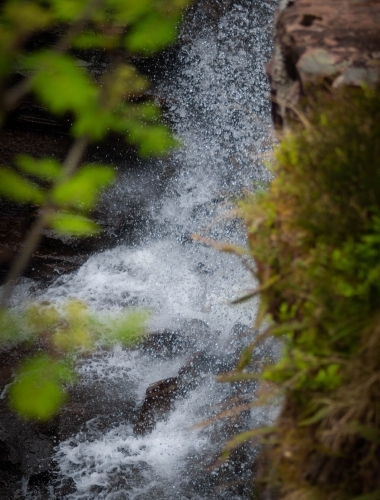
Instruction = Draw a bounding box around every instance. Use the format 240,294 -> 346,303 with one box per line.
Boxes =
142,329 -> 195,358
133,377 -> 179,436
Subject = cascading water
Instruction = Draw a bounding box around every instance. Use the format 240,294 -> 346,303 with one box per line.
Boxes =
13,1 -> 277,498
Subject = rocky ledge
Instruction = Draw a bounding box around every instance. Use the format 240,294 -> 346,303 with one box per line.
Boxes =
268,0 -> 380,130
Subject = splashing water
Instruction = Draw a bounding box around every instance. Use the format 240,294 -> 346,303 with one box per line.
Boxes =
15,1 -> 277,498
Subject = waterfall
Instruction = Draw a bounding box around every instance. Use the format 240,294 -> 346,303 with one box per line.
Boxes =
14,1 -> 277,498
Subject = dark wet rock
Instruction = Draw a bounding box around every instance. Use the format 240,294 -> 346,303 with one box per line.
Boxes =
181,318 -> 212,344
134,341 -> 251,437
141,320 -> 213,359
178,350 -> 237,383
178,351 -> 215,377
133,350 -> 223,437
55,382 -> 136,442
0,404 -> 55,479
176,351 -> 214,394
227,323 -> 257,353
142,329 -> 196,358
268,0 -> 380,130
133,377 -> 179,435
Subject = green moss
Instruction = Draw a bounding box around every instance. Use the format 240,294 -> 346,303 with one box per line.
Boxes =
240,86 -> 380,499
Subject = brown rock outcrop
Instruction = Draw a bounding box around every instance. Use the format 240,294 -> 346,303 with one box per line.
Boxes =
268,0 -> 380,130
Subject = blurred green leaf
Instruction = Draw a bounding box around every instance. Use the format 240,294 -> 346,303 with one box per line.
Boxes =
53,300 -> 96,352
104,64 -> 149,106
0,50 -> 13,78
9,354 -> 75,420
107,310 -> 149,345
128,122 -> 178,156
134,102 -> 161,120
72,106 -> 116,140
53,324 -> 95,352
46,0 -> 88,21
3,1 -> 52,32
26,303 -> 60,333
0,309 -> 22,344
52,164 -> 114,210
126,13 -> 180,54
17,155 -> 61,181
73,31 -> 119,50
25,51 -> 98,115
48,212 -> 99,236
106,0 -> 152,23
0,167 -> 45,204
299,407 -> 329,426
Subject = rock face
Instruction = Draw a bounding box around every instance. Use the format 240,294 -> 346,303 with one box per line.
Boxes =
268,0 -> 380,130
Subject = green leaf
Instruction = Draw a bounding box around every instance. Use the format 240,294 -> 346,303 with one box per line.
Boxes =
25,51 -> 98,116
352,423 -> 380,443
52,165 -> 115,211
48,212 -> 100,236
73,31 -> 119,50
134,102 -> 161,120
128,123 -> 178,156
0,309 -> 22,344
237,343 -> 256,370
17,155 -> 61,180
9,355 -> 75,420
47,0 -> 89,21
3,1 -> 52,32
0,167 -> 45,204
126,13 -> 180,54
72,107 -> 116,140
107,0 -> 152,22
26,303 -> 60,333
107,310 -> 149,345
104,64 -> 149,106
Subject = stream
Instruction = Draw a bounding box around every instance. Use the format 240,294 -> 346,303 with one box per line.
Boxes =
13,1 -> 277,498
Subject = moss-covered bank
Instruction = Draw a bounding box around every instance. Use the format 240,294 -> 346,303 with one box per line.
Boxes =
240,86 -> 380,500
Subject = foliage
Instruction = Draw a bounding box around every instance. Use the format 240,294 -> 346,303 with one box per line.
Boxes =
234,86 -> 380,499
0,0 -> 190,419
0,0 -> 188,237
9,355 -> 76,420
2,301 -> 149,420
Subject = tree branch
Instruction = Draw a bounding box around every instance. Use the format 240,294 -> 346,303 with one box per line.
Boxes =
0,136 -> 89,308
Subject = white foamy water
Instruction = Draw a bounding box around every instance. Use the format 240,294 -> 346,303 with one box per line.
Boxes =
13,1 -> 277,498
